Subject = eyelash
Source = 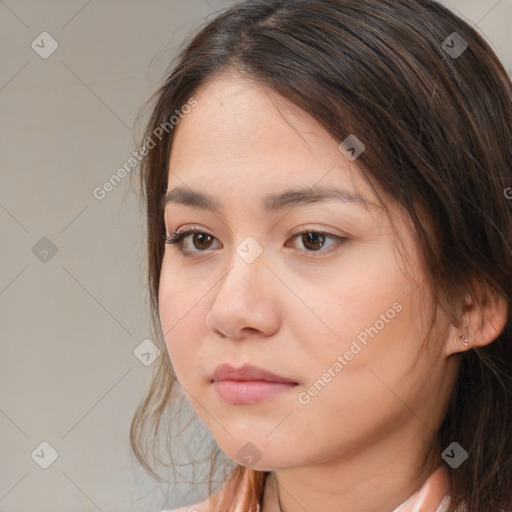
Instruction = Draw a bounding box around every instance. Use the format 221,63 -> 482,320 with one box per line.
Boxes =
163,227 -> 349,257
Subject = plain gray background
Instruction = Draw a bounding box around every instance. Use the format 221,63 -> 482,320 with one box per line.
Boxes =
1,1 -> 511,511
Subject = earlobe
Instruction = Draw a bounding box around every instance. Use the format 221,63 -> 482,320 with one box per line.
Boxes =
458,334 -> 469,348
446,289 -> 509,357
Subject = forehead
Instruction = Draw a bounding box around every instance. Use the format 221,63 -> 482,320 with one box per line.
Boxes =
166,71 -> 379,214
170,72 -> 332,162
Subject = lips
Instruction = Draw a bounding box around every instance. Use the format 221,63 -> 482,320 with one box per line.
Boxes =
211,363 -> 298,384
211,363 -> 298,405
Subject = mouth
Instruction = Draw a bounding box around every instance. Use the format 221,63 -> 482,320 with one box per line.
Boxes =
211,363 -> 299,405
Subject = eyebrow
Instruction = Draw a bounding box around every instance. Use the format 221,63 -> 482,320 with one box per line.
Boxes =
162,185 -> 379,213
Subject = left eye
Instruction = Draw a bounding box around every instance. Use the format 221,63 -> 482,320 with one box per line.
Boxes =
287,231 -> 342,252
164,229 -> 347,255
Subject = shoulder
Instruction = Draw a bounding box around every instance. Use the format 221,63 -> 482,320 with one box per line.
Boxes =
162,496 -> 213,512
164,481 -> 227,512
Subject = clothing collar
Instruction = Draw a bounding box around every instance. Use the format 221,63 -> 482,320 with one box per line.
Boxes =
261,465 -> 451,512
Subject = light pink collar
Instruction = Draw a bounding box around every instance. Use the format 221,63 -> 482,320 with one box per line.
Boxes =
262,465 -> 451,512
391,465 -> 451,512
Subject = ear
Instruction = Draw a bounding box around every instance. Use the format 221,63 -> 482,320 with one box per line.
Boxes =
445,287 -> 509,356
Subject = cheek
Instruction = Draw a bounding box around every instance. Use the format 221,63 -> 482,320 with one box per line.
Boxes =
317,253 -> 410,337
158,265 -> 209,380
158,256 -> 211,328
298,245 -> 429,381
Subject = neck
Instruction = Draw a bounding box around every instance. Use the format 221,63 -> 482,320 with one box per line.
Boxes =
261,421 -> 442,512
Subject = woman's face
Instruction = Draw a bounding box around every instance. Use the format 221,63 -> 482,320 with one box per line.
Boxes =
159,71 -> 458,471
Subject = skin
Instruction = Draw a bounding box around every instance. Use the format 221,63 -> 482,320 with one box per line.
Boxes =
159,71 -> 508,512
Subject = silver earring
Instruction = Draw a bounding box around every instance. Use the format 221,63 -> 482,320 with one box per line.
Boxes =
459,335 -> 469,347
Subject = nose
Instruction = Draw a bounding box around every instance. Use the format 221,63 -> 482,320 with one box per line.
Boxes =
204,251 -> 280,340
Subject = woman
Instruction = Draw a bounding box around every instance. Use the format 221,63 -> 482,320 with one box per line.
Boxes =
130,1 -> 512,511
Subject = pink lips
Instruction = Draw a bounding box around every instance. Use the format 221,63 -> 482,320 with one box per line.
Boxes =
211,363 -> 298,405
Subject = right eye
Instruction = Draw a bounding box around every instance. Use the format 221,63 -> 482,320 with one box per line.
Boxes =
164,228 -> 221,254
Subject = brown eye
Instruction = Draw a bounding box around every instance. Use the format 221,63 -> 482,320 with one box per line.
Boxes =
288,231 -> 343,253
164,229 -> 221,253
165,228 -> 347,257
191,232 -> 214,250
300,232 -> 327,251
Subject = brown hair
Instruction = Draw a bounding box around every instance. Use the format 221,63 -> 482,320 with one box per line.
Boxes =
130,1 -> 512,511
